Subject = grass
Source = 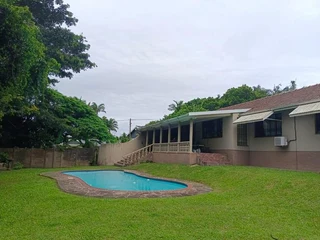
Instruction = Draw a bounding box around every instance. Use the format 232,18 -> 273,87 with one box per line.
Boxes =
0,164 -> 319,240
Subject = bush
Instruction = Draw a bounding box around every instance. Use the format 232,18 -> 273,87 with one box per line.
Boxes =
0,152 -> 12,169
13,162 -> 24,170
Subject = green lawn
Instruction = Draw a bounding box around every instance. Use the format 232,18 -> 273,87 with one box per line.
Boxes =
0,164 -> 319,240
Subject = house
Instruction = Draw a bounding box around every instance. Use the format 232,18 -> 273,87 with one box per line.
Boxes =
137,84 -> 320,171
129,127 -> 140,139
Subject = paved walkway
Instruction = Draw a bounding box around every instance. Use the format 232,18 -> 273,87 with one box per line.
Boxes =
41,170 -> 212,198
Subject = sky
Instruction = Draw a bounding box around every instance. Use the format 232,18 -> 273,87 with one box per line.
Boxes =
56,0 -> 320,135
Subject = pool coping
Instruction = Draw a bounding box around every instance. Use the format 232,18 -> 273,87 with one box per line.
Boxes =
40,169 -> 212,198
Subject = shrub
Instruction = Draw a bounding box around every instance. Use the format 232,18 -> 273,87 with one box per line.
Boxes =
0,152 -> 12,169
13,162 -> 24,170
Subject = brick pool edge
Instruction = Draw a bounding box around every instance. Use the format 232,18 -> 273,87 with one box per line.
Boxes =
40,170 -> 212,198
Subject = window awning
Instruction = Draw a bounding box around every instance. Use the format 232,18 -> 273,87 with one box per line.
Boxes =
289,102 -> 320,117
233,111 -> 273,124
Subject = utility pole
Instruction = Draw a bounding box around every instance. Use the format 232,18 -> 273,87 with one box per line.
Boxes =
129,118 -> 132,139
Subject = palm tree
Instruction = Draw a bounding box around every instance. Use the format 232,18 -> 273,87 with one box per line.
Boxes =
168,100 -> 184,112
273,80 -> 297,95
118,132 -> 130,143
102,117 -> 118,132
88,102 -> 106,115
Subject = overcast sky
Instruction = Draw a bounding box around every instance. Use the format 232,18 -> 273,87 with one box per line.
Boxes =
56,0 -> 320,135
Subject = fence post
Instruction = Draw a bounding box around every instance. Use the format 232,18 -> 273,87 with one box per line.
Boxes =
13,147 -> 16,165
52,148 -> 55,168
29,148 -> 33,168
74,150 -> 78,167
60,151 -> 63,168
43,149 -> 46,168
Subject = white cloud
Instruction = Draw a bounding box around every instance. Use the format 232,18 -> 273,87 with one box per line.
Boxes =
57,0 -> 320,135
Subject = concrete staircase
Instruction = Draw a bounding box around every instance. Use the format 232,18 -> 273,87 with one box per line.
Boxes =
114,144 -> 153,167
197,153 -> 231,166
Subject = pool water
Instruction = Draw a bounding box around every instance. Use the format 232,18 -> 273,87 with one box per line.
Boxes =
63,170 -> 187,191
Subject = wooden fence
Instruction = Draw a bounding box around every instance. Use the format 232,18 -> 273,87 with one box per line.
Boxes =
0,148 -> 97,168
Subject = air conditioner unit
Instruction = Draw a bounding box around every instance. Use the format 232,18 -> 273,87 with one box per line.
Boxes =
274,136 -> 288,147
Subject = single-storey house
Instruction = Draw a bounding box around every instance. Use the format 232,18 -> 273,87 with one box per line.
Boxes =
136,84 -> 320,171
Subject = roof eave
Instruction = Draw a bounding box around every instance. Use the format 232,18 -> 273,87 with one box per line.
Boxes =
140,109 -> 250,131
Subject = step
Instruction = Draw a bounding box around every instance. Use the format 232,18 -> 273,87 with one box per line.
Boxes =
114,162 -> 125,167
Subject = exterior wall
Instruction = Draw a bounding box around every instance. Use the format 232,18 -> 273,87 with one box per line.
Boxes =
296,114 -> 320,151
213,149 -> 250,166
0,148 -> 95,168
197,153 -> 230,165
153,152 -> 197,165
297,152 -> 320,172
98,135 -> 144,165
139,111 -> 320,171
198,111 -> 320,171
250,151 -> 320,172
249,151 -> 297,170
198,115 -> 236,150
246,111 -> 320,171
247,110 -> 297,152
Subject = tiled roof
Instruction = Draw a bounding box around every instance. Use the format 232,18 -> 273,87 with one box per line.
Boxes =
221,84 -> 320,113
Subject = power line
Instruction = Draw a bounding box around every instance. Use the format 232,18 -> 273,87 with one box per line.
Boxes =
116,119 -> 156,122
115,118 -> 157,135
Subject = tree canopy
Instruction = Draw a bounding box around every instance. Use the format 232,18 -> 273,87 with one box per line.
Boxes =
16,0 -> 96,84
88,102 -> 106,115
161,81 -> 297,122
0,2 -> 56,121
0,0 -> 115,148
102,117 -> 119,132
0,89 -> 117,148
168,100 -> 184,112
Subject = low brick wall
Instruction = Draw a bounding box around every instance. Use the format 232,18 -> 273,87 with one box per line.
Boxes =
0,148 -> 97,168
197,153 -> 231,166
153,152 -> 197,165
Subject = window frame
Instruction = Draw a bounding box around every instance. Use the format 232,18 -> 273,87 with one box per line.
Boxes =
316,113 -> 320,134
202,118 -> 223,139
237,124 -> 248,146
254,113 -> 282,137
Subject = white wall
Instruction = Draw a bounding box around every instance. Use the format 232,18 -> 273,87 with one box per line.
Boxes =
98,135 -> 145,165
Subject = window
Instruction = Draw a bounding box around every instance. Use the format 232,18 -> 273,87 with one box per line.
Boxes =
181,125 -> 189,141
316,114 -> 320,134
162,129 -> 168,143
237,124 -> 248,146
202,119 -> 223,138
255,113 -> 282,137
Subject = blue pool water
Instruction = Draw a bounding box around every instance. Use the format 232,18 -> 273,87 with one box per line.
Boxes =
63,170 -> 187,191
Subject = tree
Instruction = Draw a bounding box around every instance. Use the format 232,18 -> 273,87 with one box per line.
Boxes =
168,100 -> 184,111
88,102 -> 106,115
0,89 -> 116,148
282,80 -> 297,92
219,85 -> 257,107
0,2 -> 56,122
16,0 -> 96,84
102,117 -> 118,132
272,80 -> 297,95
118,133 -> 130,143
252,85 -> 273,98
150,82 -> 298,124
0,1 -> 116,149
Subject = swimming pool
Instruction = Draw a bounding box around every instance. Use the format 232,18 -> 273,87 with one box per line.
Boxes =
63,170 -> 187,191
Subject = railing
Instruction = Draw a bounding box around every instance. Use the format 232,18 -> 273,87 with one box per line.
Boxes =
122,144 -> 153,166
120,142 -> 191,166
153,142 -> 190,153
